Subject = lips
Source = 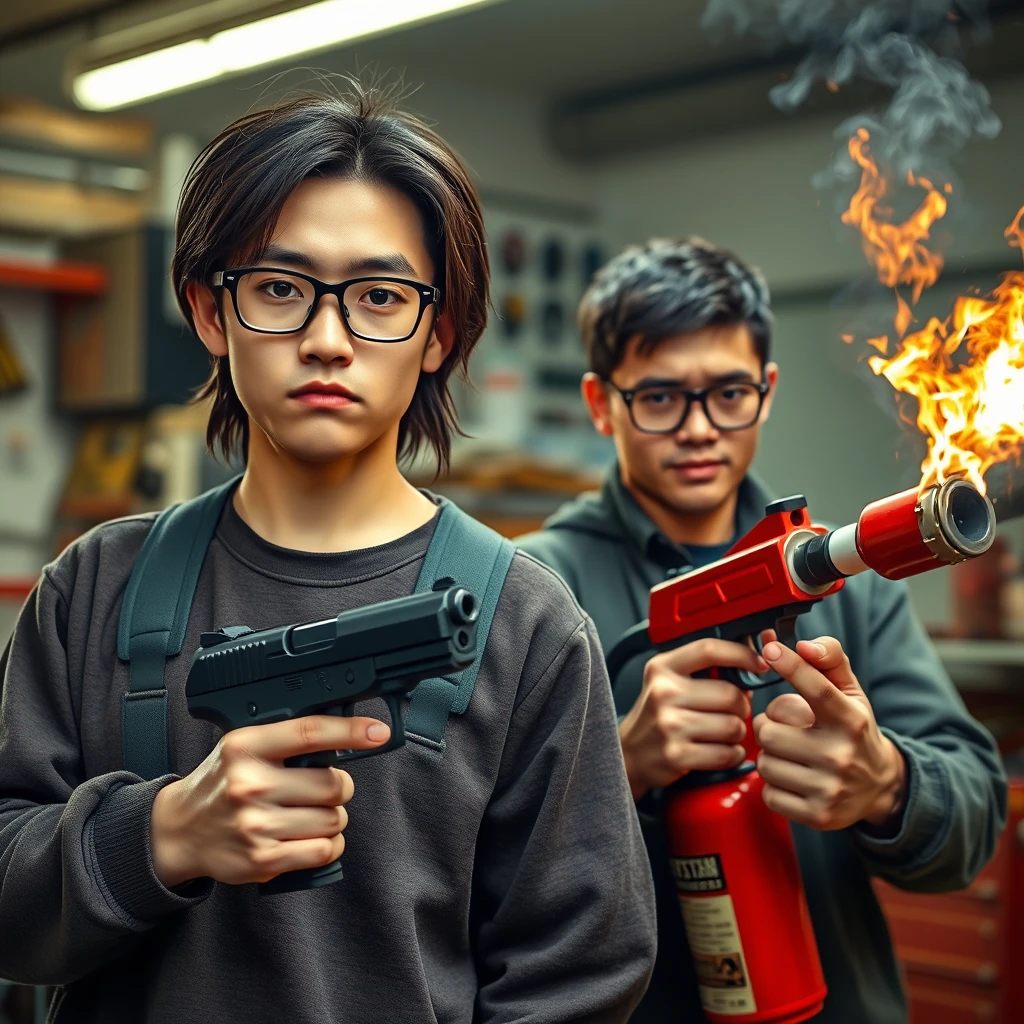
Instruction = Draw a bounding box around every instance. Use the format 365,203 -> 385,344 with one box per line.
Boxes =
289,381 -> 358,407
671,459 -> 726,482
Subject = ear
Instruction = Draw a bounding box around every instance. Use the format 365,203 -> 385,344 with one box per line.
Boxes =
421,310 -> 455,374
581,372 -> 614,436
758,362 -> 780,424
186,281 -> 229,358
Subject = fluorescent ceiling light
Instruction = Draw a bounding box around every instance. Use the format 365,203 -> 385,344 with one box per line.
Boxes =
73,0 -> 502,111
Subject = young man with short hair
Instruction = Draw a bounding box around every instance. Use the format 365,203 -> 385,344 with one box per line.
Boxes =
0,86 -> 656,1022
517,237 -> 1007,1023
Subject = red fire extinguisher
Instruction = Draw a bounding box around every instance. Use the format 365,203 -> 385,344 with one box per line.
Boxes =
606,481 -> 996,1024
664,749 -> 826,1024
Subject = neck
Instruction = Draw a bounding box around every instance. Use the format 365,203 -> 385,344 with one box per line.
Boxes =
625,475 -> 739,548
233,426 -> 437,553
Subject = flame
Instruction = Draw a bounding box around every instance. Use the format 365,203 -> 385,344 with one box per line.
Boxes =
843,130 -> 1024,493
842,128 -> 948,304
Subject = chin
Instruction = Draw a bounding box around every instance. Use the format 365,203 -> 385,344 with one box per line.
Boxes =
271,425 -> 379,465
664,478 -> 734,515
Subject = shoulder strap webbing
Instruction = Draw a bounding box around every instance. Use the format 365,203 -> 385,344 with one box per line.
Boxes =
118,486 -> 516,777
117,477 -> 240,779
405,498 -> 516,751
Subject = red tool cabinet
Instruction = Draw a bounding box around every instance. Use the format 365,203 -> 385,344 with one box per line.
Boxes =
874,779 -> 1024,1023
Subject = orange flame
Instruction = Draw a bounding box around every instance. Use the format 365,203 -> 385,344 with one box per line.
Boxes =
842,128 -> 948,304
843,130 -> 1024,494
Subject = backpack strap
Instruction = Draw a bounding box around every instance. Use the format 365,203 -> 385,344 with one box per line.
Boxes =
405,498 -> 517,751
117,486 -> 515,777
117,477 -> 241,779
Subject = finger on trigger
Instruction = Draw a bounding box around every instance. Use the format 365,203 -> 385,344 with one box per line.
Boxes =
760,642 -> 850,721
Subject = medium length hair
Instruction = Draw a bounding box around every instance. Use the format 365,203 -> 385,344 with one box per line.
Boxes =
171,80 -> 489,474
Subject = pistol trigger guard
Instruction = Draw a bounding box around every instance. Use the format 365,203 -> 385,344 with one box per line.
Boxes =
332,694 -> 407,763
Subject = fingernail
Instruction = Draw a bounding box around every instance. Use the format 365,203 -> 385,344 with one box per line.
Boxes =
812,642 -> 827,657
762,642 -> 781,662
367,723 -> 390,742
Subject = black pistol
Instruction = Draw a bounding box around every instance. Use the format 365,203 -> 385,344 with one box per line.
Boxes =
185,584 -> 479,894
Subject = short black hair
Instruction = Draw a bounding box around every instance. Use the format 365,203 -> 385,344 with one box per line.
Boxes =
578,237 -> 773,377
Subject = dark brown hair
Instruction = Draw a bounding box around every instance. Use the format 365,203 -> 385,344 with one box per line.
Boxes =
171,79 -> 489,474
578,236 -> 773,378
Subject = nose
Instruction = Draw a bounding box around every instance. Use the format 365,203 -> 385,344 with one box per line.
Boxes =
298,293 -> 354,364
673,396 -> 719,445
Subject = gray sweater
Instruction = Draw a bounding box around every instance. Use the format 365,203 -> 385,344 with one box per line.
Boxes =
0,497 -> 657,1023
517,467 -> 1008,1024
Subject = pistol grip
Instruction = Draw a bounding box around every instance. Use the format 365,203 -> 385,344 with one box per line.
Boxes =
259,857 -> 344,896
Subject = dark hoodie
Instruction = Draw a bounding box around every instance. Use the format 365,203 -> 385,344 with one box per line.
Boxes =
516,466 -> 1007,1024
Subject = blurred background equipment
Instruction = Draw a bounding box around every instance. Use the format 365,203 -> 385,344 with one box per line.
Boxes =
0,315 -> 28,395
1,1 -> 1024,1020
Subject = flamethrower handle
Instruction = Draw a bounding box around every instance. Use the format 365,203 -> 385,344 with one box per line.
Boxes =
605,611 -> 807,693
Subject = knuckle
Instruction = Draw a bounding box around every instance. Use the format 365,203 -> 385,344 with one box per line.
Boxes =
224,772 -> 264,807
729,693 -> 750,717
249,845 -> 279,871
298,716 -> 327,750
334,769 -> 354,804
654,705 -> 680,739
313,838 -> 336,866
333,805 -> 349,833
219,731 -> 250,761
811,808 -> 833,830
848,713 -> 870,740
648,676 -> 675,705
827,780 -> 847,805
663,739 -> 690,771
233,807 -> 263,837
694,638 -> 717,662
320,835 -> 344,864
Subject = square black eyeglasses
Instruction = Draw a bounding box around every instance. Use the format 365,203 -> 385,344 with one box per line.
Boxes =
211,267 -> 443,342
604,378 -> 770,434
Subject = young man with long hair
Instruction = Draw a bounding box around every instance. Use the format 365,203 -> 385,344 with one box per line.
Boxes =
517,237 -> 1007,1023
0,85 -> 656,1022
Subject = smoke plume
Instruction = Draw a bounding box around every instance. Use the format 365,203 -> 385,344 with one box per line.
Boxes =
701,0 -> 1001,193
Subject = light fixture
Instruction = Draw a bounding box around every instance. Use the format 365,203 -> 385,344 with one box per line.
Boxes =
70,0 -> 503,111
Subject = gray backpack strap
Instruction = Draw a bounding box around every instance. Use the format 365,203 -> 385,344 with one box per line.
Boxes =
116,477 -> 241,780
405,499 -> 516,751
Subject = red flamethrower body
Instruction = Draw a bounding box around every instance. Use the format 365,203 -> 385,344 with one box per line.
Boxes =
605,479 -> 995,1024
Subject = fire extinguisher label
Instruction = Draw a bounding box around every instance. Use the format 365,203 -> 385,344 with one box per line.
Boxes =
673,856 -> 757,1016
671,853 -> 727,892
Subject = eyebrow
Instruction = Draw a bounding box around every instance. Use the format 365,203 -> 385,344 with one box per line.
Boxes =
630,370 -> 757,389
257,245 -> 418,277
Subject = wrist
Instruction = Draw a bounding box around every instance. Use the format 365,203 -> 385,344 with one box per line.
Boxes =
863,737 -> 908,829
151,781 -> 196,889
